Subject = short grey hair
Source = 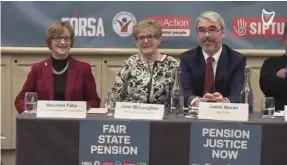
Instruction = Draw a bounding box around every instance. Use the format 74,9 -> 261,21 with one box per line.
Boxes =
196,11 -> 226,30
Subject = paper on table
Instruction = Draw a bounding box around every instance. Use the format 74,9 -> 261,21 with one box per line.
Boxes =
273,110 -> 284,117
87,108 -> 108,114
190,106 -> 199,110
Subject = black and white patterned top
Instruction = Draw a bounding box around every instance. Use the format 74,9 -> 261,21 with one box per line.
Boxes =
108,53 -> 179,107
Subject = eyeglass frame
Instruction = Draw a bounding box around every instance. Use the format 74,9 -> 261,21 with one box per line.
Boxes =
197,26 -> 223,35
135,35 -> 159,42
52,36 -> 72,43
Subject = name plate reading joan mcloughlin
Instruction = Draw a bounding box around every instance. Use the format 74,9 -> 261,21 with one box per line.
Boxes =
114,102 -> 164,120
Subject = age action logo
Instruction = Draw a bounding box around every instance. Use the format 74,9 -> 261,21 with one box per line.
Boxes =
232,9 -> 286,38
145,16 -> 191,37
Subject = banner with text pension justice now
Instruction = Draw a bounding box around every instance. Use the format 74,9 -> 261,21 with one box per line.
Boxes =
79,120 -> 150,165
189,122 -> 262,165
1,1 -> 287,49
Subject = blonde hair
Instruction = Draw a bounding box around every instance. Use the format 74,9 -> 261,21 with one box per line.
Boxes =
196,11 -> 226,30
132,20 -> 162,38
45,20 -> 74,49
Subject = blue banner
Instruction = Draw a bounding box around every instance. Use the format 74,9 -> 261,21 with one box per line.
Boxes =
189,122 -> 262,165
80,120 -> 150,165
1,1 -> 287,49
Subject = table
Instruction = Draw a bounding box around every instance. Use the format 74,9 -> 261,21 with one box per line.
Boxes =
16,113 -> 287,165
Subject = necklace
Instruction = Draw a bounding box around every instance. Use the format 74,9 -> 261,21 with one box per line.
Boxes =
142,53 -> 161,63
52,61 -> 69,75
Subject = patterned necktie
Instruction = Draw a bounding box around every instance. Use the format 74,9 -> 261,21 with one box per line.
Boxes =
204,56 -> 215,94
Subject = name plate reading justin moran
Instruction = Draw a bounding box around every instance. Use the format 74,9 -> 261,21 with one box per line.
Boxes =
114,102 -> 164,120
36,100 -> 87,118
198,102 -> 249,121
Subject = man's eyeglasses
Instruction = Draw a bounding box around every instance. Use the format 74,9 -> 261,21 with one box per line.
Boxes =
136,35 -> 158,42
52,36 -> 71,42
197,27 -> 222,35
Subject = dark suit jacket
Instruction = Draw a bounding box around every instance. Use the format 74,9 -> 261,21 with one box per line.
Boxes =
180,44 -> 246,105
15,57 -> 101,113
259,55 -> 287,111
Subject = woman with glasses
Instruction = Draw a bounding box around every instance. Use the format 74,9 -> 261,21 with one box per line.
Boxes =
107,20 -> 179,107
15,21 -> 101,113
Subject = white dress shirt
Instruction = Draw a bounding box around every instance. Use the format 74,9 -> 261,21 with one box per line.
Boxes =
202,46 -> 222,79
190,46 -> 229,106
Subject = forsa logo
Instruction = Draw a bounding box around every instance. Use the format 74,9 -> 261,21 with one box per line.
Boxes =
62,15 -> 105,37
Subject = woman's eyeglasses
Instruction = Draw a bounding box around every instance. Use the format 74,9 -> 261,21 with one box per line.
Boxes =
52,36 -> 71,42
136,35 -> 158,42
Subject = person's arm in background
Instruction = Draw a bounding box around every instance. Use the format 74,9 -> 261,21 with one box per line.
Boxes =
259,58 -> 287,97
14,65 -> 37,113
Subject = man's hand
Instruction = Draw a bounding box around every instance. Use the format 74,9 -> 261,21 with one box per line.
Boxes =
213,92 -> 226,103
202,92 -> 215,101
193,93 -> 214,107
276,68 -> 286,79
193,92 -> 229,107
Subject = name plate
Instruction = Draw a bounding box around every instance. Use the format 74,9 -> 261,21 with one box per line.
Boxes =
114,102 -> 164,120
198,102 -> 249,121
36,100 -> 87,118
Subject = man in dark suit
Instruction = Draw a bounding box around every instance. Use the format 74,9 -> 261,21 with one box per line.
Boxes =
259,22 -> 287,111
180,11 -> 246,107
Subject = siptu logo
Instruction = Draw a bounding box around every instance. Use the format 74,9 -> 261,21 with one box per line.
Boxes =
113,11 -> 137,37
233,18 -> 248,36
231,9 -> 285,38
261,9 -> 275,28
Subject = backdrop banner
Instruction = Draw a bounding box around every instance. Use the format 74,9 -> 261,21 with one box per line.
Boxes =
1,1 -> 287,49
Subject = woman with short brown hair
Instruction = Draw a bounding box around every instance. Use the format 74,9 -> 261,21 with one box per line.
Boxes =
15,21 -> 101,113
